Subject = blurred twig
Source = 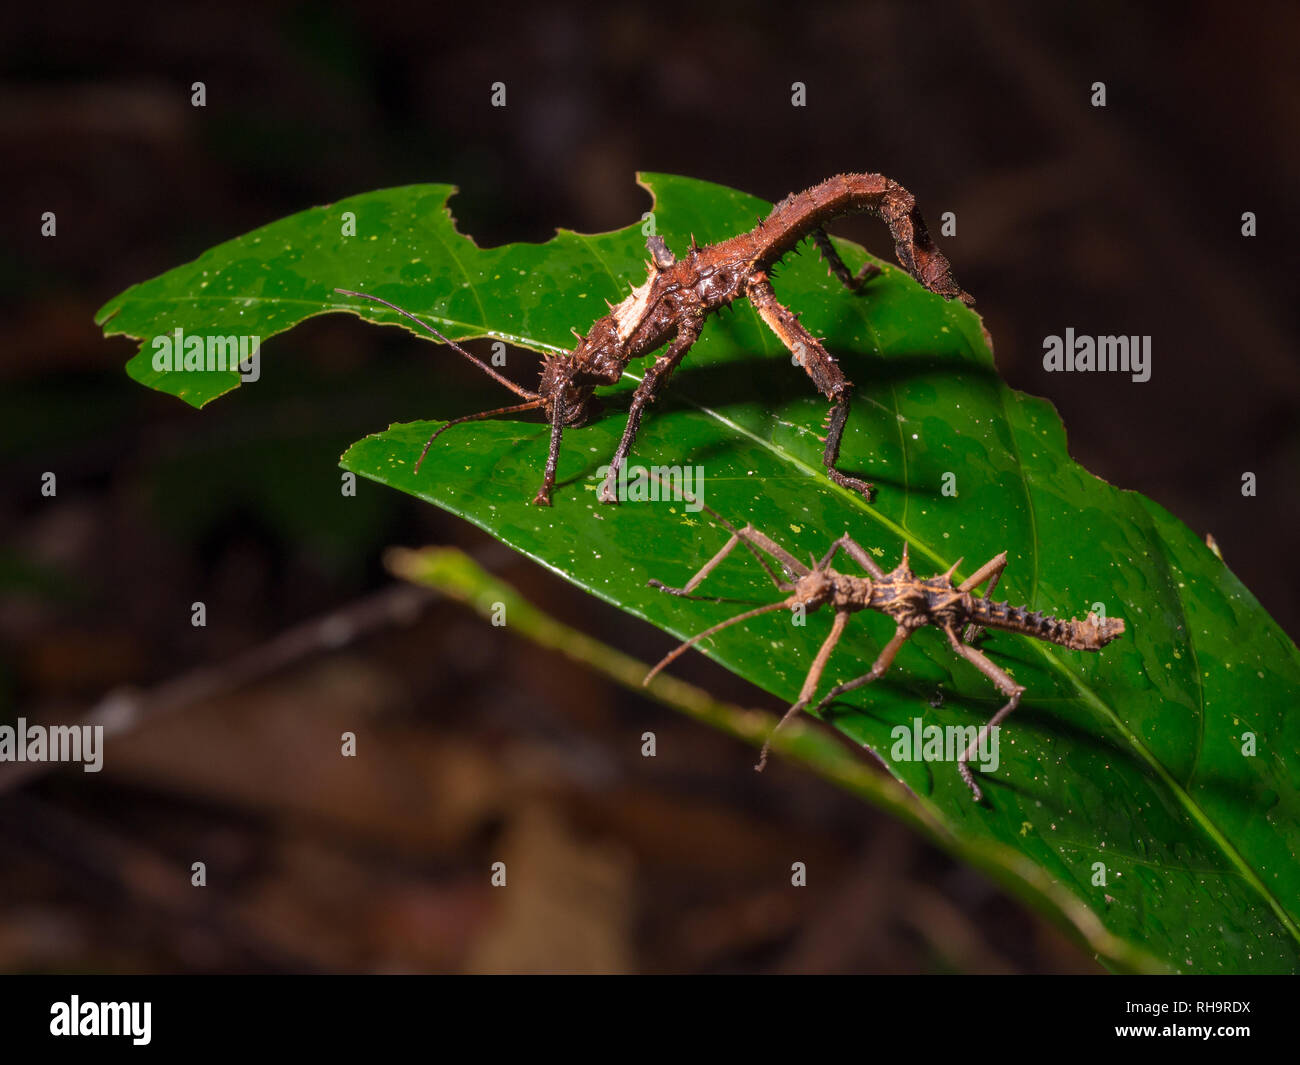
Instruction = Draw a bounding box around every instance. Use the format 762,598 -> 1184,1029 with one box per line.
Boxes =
0,583 -> 436,795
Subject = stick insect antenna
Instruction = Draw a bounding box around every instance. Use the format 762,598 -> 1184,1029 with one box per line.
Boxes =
334,288 -> 540,402
644,600 -> 789,685
644,580 -> 772,606
414,399 -> 545,472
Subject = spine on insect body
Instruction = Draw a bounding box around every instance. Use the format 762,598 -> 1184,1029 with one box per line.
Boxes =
747,172 -> 973,305
968,599 -> 1126,651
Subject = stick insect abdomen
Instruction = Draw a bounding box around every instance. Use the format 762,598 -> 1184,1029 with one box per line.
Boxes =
968,599 -> 1125,651
749,172 -> 972,305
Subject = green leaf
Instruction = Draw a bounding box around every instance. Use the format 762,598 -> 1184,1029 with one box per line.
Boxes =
100,173 -> 1300,973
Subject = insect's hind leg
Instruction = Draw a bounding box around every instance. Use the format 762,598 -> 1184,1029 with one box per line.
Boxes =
957,551 -> 1008,642
747,275 -> 873,502
811,228 -> 882,292
943,626 -> 1025,802
814,534 -> 886,578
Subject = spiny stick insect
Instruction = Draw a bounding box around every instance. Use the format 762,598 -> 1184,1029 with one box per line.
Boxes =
643,521 -> 1126,800
336,172 -> 971,506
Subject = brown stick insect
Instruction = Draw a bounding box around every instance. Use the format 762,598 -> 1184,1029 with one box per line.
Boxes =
336,172 -> 971,506
643,520 -> 1126,800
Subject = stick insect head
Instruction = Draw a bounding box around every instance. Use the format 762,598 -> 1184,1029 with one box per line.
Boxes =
538,353 -> 601,427
790,565 -> 836,612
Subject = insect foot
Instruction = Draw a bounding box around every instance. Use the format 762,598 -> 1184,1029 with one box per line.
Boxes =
644,519 -> 1126,801
339,172 -> 970,505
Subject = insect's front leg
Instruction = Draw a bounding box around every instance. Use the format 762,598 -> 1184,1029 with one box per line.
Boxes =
746,275 -> 873,502
648,523 -> 807,599
532,389 -> 566,506
814,534 -> 887,578
598,315 -> 703,504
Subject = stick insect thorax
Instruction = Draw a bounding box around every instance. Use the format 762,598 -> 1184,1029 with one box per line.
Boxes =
646,524 -> 1126,799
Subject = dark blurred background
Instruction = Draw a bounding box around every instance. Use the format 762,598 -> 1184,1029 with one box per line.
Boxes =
1,0 -> 1296,973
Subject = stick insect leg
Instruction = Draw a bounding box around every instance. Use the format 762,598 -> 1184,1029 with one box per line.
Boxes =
747,276 -> 873,502
648,524 -> 807,600
822,397 -> 868,499
756,609 -> 850,772
532,391 -> 566,506
683,508 -> 820,592
811,228 -> 882,292
812,625 -> 910,710
814,534 -> 887,578
957,550 -> 1008,642
598,317 -> 703,504
943,625 -> 1025,802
